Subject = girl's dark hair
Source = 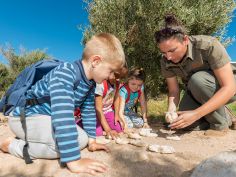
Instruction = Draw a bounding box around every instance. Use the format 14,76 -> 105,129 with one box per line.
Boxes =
128,67 -> 146,82
154,14 -> 186,44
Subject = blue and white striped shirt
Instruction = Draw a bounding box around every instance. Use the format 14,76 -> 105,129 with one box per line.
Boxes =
13,61 -> 96,163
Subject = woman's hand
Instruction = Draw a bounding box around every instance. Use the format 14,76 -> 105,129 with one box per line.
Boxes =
170,110 -> 199,129
67,158 -> 108,175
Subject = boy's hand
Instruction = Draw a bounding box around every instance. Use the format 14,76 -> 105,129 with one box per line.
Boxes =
66,158 -> 108,175
88,142 -> 110,152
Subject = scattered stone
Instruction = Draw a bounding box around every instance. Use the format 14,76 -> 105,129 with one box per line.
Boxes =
166,135 -> 181,141
160,145 -> 175,154
139,128 -> 158,137
115,137 -> 129,145
165,112 -> 178,123
148,144 -> 175,154
96,137 -> 111,144
159,129 -> 176,135
128,133 -> 142,139
148,144 -> 161,153
129,140 -> 148,147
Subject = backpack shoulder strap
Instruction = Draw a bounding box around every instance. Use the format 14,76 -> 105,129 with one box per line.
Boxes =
102,80 -> 108,97
138,89 -> 142,99
123,84 -> 142,103
114,80 -> 120,96
124,84 -> 131,103
72,60 -> 83,89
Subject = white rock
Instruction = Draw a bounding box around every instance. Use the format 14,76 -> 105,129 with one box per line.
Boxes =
165,112 -> 178,123
115,137 -> 129,145
128,133 -> 142,139
147,133 -> 158,137
159,145 -> 175,154
166,135 -> 181,141
129,140 -> 148,147
148,144 -> 161,153
96,137 -> 111,144
148,144 -> 175,154
139,128 -> 158,137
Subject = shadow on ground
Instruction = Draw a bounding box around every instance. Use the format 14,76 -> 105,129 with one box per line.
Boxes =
110,146 -> 194,177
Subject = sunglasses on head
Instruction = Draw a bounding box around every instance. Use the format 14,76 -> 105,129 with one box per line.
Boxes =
155,28 -> 183,39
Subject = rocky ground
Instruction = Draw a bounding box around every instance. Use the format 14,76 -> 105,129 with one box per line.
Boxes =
0,118 -> 236,177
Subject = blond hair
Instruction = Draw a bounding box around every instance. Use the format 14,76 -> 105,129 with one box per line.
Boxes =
82,33 -> 125,66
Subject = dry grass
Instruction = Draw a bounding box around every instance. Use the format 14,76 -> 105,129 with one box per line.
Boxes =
146,95 -> 168,123
147,95 -> 168,117
146,95 -> 236,122
228,102 -> 236,114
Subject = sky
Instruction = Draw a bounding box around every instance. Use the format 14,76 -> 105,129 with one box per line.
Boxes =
0,0 -> 88,62
0,0 -> 235,63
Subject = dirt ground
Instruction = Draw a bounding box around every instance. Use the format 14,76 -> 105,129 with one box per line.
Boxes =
0,118 -> 236,177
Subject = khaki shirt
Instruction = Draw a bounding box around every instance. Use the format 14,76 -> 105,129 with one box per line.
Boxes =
160,35 -> 235,83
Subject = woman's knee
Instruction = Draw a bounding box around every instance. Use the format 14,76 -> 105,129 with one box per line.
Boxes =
187,71 -> 216,100
188,72 -> 207,92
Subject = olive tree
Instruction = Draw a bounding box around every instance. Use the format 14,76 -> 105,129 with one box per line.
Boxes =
0,46 -> 50,95
82,0 -> 235,97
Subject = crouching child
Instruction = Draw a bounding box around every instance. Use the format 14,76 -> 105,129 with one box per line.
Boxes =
0,33 -> 126,175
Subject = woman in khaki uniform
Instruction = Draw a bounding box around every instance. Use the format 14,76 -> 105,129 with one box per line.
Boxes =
154,15 -> 236,136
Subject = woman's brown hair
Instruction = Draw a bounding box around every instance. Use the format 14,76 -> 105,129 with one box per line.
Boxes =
154,14 -> 186,44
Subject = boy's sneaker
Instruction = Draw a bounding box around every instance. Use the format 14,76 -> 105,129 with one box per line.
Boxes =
225,106 -> 236,130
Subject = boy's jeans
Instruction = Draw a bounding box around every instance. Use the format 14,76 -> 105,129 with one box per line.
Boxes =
7,114 -> 88,159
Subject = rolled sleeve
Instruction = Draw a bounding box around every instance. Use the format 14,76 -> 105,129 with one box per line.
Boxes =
208,38 -> 231,70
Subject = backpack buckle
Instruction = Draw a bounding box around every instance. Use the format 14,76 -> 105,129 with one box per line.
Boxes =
26,99 -> 39,106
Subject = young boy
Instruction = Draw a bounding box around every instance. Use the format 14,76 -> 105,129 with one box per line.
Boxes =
0,33 -> 126,175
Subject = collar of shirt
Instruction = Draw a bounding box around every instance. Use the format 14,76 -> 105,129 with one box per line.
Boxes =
75,60 -> 96,87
